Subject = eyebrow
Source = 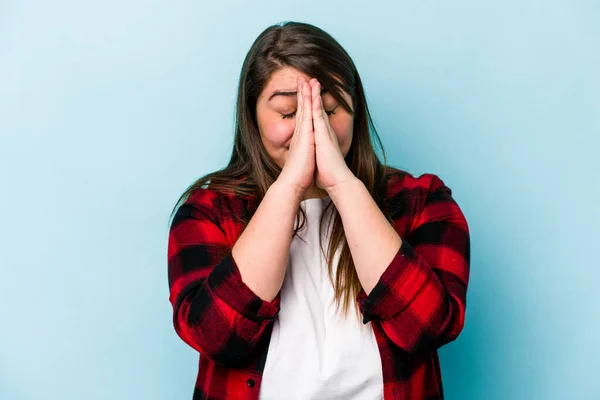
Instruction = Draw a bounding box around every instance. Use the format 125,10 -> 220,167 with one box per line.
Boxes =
268,87 -> 330,102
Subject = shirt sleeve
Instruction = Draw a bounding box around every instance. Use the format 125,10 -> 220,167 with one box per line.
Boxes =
168,195 -> 281,366
355,173 -> 471,354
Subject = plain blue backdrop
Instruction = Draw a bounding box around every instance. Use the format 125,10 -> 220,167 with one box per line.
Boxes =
1,1 -> 598,399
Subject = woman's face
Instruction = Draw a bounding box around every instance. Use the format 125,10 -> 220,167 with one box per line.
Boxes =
255,66 -> 354,169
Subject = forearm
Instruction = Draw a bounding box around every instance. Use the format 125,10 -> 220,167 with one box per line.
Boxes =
174,280 -> 272,366
232,180 -> 304,302
327,177 -> 402,295
340,174 -> 471,353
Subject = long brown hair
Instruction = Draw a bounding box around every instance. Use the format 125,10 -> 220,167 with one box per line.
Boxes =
169,21 -> 399,324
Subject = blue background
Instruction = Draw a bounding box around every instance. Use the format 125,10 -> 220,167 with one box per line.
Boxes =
1,1 -> 598,399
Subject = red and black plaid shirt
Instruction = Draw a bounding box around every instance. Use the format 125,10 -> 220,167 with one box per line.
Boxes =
167,167 -> 471,399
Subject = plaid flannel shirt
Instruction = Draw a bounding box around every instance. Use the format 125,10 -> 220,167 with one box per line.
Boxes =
167,167 -> 471,399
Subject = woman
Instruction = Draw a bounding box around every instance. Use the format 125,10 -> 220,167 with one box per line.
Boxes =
167,21 -> 470,400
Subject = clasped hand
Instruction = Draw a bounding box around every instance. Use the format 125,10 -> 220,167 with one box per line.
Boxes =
298,76 -> 354,193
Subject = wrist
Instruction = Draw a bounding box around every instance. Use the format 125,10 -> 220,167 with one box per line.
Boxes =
270,179 -> 305,204
326,175 -> 363,203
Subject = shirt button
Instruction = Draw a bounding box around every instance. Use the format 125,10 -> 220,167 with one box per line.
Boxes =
247,378 -> 255,388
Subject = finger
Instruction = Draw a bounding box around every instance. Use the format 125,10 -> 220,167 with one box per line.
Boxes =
311,80 -> 323,116
296,77 -> 303,126
291,77 -> 303,147
301,81 -> 313,132
311,81 -> 327,134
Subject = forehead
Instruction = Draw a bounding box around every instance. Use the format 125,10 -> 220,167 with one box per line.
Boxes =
260,66 -> 345,102
263,66 -> 312,94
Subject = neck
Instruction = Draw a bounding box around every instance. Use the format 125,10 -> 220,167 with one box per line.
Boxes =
302,185 -> 329,200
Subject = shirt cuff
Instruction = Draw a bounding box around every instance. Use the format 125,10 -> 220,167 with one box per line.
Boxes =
356,239 -> 419,324
207,250 -> 281,322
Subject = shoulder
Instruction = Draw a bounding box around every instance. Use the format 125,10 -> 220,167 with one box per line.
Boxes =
383,166 -> 454,223
172,184 -> 249,246
184,183 -> 249,219
184,173 -> 251,207
170,188 -> 224,232
384,166 -> 450,199
184,178 -> 251,223
185,186 -> 225,209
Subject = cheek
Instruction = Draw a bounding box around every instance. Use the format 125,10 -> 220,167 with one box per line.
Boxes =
330,117 -> 353,146
261,118 -> 294,147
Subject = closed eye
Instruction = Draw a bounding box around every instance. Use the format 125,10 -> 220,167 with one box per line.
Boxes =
282,108 -> 337,120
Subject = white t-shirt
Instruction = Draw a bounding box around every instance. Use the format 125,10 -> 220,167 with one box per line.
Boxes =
259,196 -> 384,400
